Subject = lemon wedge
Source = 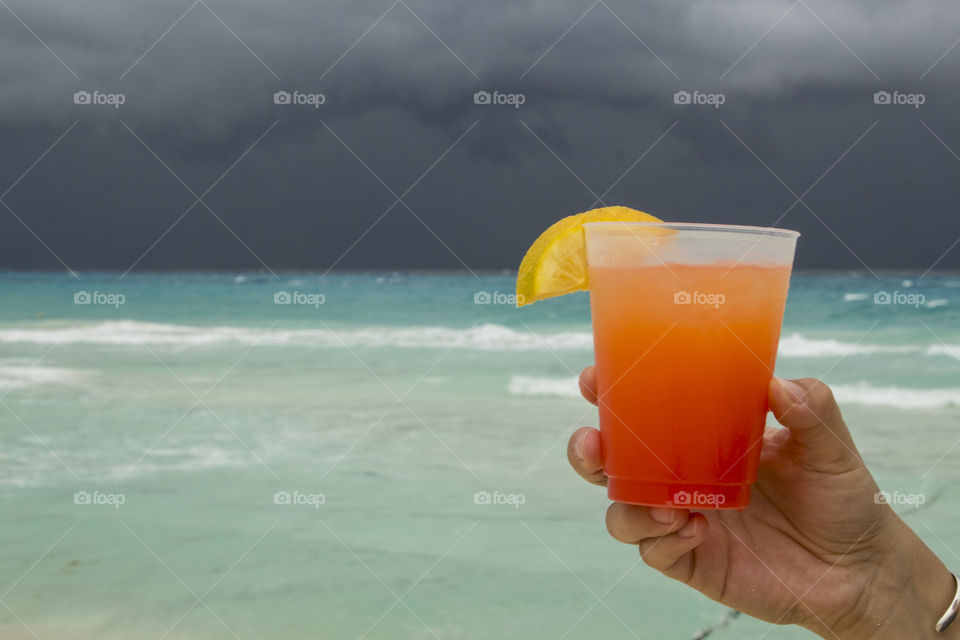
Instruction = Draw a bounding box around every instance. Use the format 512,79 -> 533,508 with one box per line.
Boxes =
515,206 -> 662,306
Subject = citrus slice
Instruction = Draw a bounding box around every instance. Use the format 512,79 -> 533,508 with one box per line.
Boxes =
515,206 -> 662,306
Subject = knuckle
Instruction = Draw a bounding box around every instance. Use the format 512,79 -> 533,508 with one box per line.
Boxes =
801,378 -> 845,427
801,378 -> 835,407
605,503 -> 638,541
637,538 -> 672,570
605,503 -> 657,542
604,503 -> 622,539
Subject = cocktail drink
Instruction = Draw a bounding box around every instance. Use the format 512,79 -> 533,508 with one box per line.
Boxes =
584,223 -> 799,509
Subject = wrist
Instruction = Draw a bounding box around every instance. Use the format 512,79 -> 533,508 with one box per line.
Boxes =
832,518 -> 960,640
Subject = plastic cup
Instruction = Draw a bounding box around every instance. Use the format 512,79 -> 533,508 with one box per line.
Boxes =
584,222 -> 799,510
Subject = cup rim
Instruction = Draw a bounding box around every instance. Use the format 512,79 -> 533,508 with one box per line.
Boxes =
584,221 -> 800,239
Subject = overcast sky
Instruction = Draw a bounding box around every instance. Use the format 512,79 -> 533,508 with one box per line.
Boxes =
1,0 -> 959,273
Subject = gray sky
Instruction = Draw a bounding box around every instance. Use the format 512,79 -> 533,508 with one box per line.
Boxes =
1,0 -> 959,272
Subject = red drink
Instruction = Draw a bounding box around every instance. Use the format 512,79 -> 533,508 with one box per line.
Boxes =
585,223 -> 798,509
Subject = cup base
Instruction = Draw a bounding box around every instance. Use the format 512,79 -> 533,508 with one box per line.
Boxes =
607,478 -> 751,510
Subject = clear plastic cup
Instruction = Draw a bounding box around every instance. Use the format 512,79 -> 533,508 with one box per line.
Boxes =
585,222 -> 799,510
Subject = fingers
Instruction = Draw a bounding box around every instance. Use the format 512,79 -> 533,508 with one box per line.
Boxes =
605,502 -> 690,543
605,503 -> 707,577
567,427 -> 606,486
578,366 -> 597,405
637,513 -> 708,576
571,368 -> 602,484
574,363 -> 710,579
768,377 -> 862,472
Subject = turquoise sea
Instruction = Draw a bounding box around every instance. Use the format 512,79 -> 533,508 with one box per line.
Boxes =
1,271 -> 959,639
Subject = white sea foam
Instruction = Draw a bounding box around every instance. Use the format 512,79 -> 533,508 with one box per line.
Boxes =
925,298 -> 949,308
121,446 -> 248,476
0,362 -> 92,392
777,333 -> 916,357
843,292 -> 870,301
0,444 -> 250,486
507,375 -> 579,398
926,344 -> 960,359
0,322 -> 957,361
507,376 -> 960,410
833,382 -> 960,409
0,321 -> 595,352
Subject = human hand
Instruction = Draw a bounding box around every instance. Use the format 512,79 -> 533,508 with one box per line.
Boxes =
568,366 -> 958,638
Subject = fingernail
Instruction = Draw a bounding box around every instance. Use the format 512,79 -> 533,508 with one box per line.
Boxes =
574,431 -> 586,460
778,378 -> 805,404
677,517 -> 699,538
649,507 -> 676,524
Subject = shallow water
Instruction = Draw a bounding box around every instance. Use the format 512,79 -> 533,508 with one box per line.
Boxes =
0,271 -> 957,639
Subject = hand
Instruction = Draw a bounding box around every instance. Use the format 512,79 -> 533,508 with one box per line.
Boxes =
568,366 -> 958,639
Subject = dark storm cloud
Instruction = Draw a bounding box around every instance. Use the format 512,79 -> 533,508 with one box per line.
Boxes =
2,0 -> 960,272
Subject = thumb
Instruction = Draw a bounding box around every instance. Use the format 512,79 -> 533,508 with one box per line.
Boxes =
769,377 -> 862,472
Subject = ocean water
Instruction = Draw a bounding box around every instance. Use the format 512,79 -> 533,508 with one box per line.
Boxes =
0,271 -> 958,639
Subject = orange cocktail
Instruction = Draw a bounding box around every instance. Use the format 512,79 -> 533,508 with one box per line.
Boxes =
585,223 -> 798,509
